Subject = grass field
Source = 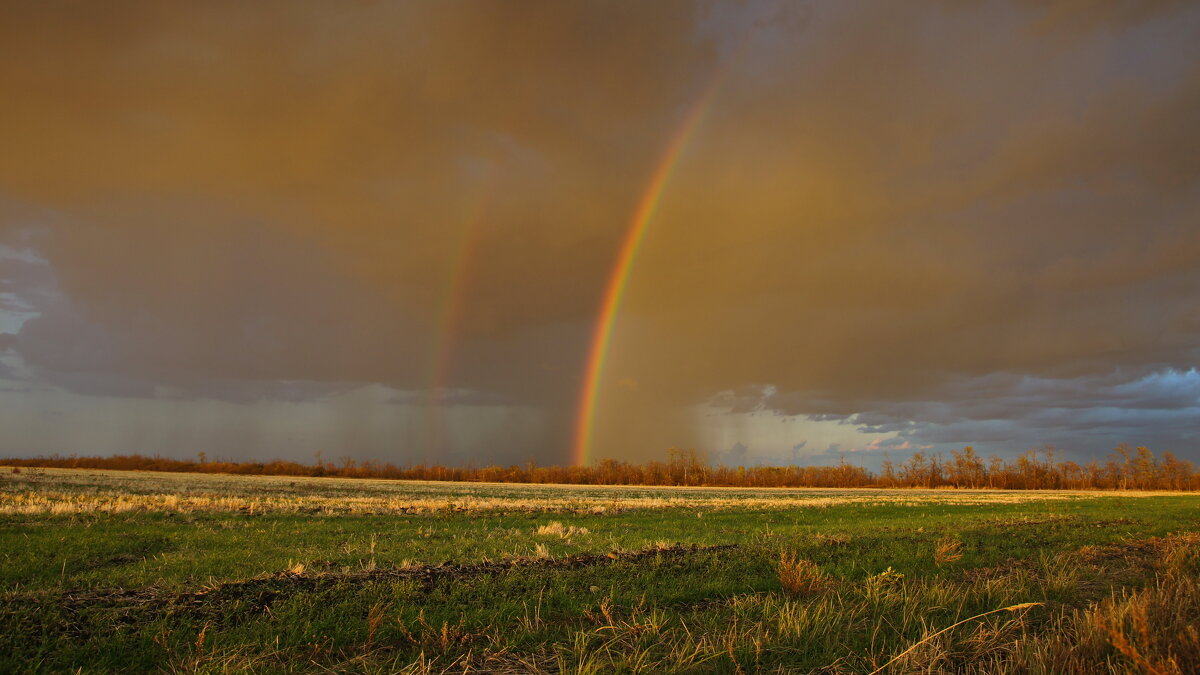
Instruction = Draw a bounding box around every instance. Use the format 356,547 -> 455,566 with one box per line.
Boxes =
3,467 -> 1199,673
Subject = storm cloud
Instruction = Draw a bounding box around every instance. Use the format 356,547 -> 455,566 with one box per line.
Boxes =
1,1 -> 1198,464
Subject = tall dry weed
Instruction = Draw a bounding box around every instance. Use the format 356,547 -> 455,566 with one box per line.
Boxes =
365,601 -> 389,652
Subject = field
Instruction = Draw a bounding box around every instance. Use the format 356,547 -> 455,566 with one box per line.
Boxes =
3,468 -> 1199,673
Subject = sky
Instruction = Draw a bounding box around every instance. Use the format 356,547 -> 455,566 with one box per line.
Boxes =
1,1 -> 1199,468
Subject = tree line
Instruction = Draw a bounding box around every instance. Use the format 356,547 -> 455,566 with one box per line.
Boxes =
3,444 -> 1198,490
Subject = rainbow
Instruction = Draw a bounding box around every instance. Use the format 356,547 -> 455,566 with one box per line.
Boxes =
572,76 -> 726,466
426,179 -> 493,458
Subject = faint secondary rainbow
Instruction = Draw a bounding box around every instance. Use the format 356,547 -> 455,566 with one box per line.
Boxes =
572,74 -> 727,466
426,179 -> 493,458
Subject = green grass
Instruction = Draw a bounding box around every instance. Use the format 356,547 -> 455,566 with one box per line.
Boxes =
2,468 -> 1199,673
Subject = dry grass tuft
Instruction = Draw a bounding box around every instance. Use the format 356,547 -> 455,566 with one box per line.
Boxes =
396,613 -> 476,653
934,536 -> 964,566
533,521 -> 589,538
775,552 -> 826,596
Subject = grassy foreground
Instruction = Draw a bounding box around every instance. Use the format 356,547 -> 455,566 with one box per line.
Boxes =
2,468 -> 1199,673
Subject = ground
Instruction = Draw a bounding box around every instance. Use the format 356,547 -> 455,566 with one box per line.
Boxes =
2,467 -> 1199,673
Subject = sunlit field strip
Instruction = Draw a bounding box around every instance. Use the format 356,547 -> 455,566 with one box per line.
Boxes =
0,467 -> 1175,516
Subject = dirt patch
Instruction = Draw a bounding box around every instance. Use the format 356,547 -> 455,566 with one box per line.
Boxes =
982,516 -> 1142,529
1071,534 -> 1178,574
1084,518 -> 1141,527
959,557 -> 1038,583
986,515 -> 1082,528
9,543 -> 740,635
84,553 -> 143,570
961,532 -> 1200,585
